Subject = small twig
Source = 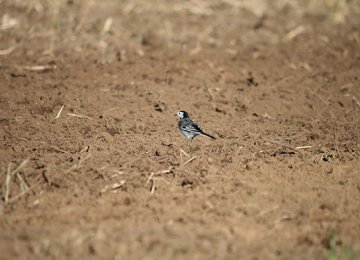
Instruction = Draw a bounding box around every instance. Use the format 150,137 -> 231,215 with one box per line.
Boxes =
147,169 -> 173,183
148,176 -> 169,194
101,17 -> 113,35
352,95 -> 360,109
146,172 -> 155,184
49,146 -> 72,154
146,173 -> 157,193
180,148 -> 190,158
150,179 -> 156,193
22,65 -> 57,71
100,180 -> 126,193
0,46 -> 16,56
16,172 -> 29,192
4,163 -> 12,204
0,15 -> 18,30
67,113 -> 93,120
295,145 -> 312,150
110,170 -> 124,179
159,169 -> 173,175
79,145 -> 90,154
283,25 -> 305,41
6,172 -> 42,204
4,160 -> 29,204
183,156 -> 197,166
55,105 -> 64,119
179,148 -> 190,164
146,168 -> 173,193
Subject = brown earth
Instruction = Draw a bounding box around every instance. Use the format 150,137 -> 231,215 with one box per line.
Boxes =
1,0 -> 360,259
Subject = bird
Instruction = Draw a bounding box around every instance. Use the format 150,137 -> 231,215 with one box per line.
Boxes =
176,111 -> 216,140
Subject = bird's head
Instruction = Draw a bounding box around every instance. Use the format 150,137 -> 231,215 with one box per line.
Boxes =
176,111 -> 189,119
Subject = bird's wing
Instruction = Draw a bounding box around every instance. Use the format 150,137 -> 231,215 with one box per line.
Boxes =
180,119 -> 203,134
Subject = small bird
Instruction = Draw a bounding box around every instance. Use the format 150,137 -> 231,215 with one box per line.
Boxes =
176,111 -> 216,140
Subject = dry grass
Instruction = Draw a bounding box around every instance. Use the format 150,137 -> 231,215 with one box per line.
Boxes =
3,159 -> 29,204
0,0 -> 358,65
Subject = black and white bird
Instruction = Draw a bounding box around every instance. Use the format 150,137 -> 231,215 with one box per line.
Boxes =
176,111 -> 216,140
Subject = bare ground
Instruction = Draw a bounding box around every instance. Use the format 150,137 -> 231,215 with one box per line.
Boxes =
1,0 -> 360,259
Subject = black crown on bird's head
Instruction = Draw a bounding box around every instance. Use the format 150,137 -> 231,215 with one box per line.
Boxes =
176,111 -> 189,119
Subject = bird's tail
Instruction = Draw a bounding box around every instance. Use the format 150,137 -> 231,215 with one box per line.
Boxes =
201,132 -> 216,140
